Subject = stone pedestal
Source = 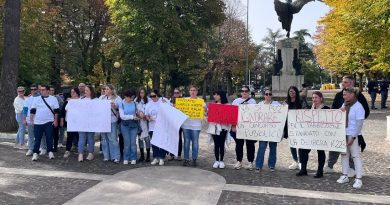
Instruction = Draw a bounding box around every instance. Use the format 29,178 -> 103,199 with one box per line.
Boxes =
272,75 -> 305,91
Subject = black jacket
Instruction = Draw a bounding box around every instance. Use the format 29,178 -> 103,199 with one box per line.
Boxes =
331,91 -> 370,119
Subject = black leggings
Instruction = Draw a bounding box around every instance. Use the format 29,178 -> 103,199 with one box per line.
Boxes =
212,130 -> 227,161
65,131 -> 79,152
231,131 -> 256,162
299,149 -> 326,174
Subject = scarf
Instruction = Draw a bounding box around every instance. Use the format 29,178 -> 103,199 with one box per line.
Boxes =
344,97 -> 358,128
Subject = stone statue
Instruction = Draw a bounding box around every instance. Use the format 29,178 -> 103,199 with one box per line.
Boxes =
274,0 -> 317,38
292,48 -> 302,75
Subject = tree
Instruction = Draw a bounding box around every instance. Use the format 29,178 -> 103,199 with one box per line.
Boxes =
0,0 -> 21,131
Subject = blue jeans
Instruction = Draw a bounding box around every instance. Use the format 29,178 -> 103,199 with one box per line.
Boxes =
15,113 -> 25,145
183,129 -> 200,161
255,141 -> 277,169
33,122 -> 53,153
121,124 -> 138,161
370,92 -> 377,108
78,132 -> 95,154
101,122 -> 120,160
27,125 -> 35,150
149,131 -> 167,159
381,90 -> 388,108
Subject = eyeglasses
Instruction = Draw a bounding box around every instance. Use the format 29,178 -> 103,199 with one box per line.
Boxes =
241,90 -> 249,93
150,95 -> 157,98
265,93 -> 272,96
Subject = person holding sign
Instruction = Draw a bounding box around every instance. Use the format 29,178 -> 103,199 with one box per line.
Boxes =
255,88 -> 280,171
61,87 -> 80,158
145,90 -> 169,166
231,85 -> 257,170
296,91 -> 330,178
119,89 -> 139,165
101,84 -> 122,163
207,90 -> 230,169
168,88 -> 184,161
182,85 -> 206,167
76,85 -> 97,162
336,88 -> 365,189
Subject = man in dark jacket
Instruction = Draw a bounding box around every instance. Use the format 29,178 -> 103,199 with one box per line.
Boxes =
379,78 -> 389,109
325,75 -> 370,175
367,78 -> 379,109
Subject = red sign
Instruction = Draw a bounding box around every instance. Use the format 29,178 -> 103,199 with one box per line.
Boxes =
208,103 -> 239,125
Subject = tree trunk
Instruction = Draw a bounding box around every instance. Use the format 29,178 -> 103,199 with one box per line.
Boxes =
50,50 -> 61,91
0,0 -> 21,132
152,71 -> 160,91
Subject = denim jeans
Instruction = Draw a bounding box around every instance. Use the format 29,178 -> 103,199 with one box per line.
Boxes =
370,92 -> 377,108
27,125 -> 35,150
255,141 -> 277,169
15,113 -> 26,145
183,129 -> 201,161
121,124 -> 138,161
149,131 -> 167,159
101,122 -> 120,160
78,132 -> 95,154
381,91 -> 388,108
33,122 -> 54,153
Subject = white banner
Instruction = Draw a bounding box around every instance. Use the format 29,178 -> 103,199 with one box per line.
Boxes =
151,103 -> 188,156
66,99 -> 111,132
288,109 -> 346,152
236,104 -> 288,142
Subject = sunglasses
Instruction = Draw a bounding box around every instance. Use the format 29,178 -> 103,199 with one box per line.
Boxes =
265,93 -> 272,96
241,90 -> 249,93
150,95 -> 157,98
30,88 -> 37,90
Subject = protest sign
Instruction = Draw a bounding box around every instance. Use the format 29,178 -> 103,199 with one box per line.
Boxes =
66,99 -> 111,132
236,104 -> 288,142
207,103 -> 238,125
151,103 -> 188,156
288,109 -> 346,152
175,98 -> 204,119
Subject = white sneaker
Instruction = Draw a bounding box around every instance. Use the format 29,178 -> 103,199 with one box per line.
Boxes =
48,152 -> 55,159
159,159 -> 164,166
123,160 -> 129,165
233,161 -> 242,170
337,175 -> 349,184
39,149 -> 47,156
219,161 -> 225,169
348,168 -> 356,178
213,161 -> 220,169
63,151 -> 71,158
58,143 -> 64,148
324,166 -> 334,173
151,158 -> 159,165
288,162 -> 300,170
131,160 -> 136,165
246,162 -> 255,171
353,178 -> 363,189
32,153 -> 39,161
26,150 -> 33,156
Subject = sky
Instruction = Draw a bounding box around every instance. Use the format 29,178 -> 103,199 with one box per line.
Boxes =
237,0 -> 331,44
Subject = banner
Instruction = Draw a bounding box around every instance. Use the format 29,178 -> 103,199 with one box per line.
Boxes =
151,103 -> 188,156
66,99 -> 111,132
207,103 -> 238,125
288,109 -> 346,152
175,98 -> 204,119
236,104 -> 288,142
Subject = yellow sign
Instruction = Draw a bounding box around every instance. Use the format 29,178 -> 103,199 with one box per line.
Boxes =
175,98 -> 205,119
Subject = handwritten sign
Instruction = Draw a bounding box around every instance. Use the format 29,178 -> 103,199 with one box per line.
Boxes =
66,99 -> 111,132
236,104 -> 288,142
288,109 -> 346,152
175,98 -> 204,119
207,103 -> 238,125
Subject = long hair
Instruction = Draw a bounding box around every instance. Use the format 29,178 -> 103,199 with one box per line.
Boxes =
106,84 -> 117,99
286,86 -> 301,108
136,87 -> 148,103
312,91 -> 324,103
213,90 -> 228,104
86,85 -> 96,99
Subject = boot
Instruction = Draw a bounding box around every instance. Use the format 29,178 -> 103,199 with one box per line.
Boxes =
145,148 -> 151,162
139,147 -> 145,162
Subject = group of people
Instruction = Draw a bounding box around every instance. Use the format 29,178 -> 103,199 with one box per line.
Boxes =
13,75 -> 372,189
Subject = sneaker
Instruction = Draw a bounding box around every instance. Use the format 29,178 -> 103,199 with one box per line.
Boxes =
39,149 -> 47,156
213,161 -> 220,169
19,144 -> 28,150
103,158 -> 109,162
255,168 -> 262,173
353,178 -> 363,189
48,152 -> 55,159
32,153 -> 39,161
86,153 -> 94,161
159,159 -> 165,166
58,143 -> 65,148
78,154 -> 83,162
246,162 -> 255,171
270,167 -> 275,172
337,175 -> 349,184
26,150 -> 33,156
177,156 -> 182,161
348,168 -> 356,178
63,151 -> 71,158
123,160 -> 129,165
288,162 -> 300,170
182,160 -> 190,166
114,159 -> 120,163
167,155 -> 174,161
14,143 -> 19,149
151,158 -> 159,165
324,166 -> 334,173
234,161 -> 242,170
130,160 -> 136,165
219,161 -> 225,169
